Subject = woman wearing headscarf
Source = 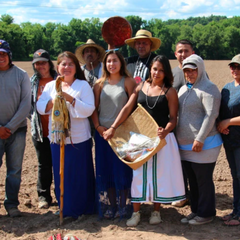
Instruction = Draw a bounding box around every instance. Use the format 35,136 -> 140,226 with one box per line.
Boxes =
30,49 -> 57,209
176,54 -> 222,225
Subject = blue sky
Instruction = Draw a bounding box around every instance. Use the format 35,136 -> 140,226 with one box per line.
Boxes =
0,0 -> 240,25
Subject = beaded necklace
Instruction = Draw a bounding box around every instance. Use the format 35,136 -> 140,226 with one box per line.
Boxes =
145,84 -> 165,109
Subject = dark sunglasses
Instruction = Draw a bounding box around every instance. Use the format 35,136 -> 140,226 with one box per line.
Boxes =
230,64 -> 240,70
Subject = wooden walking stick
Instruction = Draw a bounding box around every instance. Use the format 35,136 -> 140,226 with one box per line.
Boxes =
59,138 -> 65,225
51,76 -> 71,225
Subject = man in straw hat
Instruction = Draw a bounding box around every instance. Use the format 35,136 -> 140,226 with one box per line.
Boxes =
0,40 -> 31,217
125,29 -> 161,83
75,39 -> 105,87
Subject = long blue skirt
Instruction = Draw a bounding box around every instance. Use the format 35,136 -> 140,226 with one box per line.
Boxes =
51,138 -> 95,219
95,131 -> 133,219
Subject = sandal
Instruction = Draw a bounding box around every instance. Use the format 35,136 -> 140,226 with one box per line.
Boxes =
221,213 -> 235,221
224,215 -> 240,226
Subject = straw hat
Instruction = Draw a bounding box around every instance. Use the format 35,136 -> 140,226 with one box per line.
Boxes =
125,29 -> 161,52
75,39 -> 105,64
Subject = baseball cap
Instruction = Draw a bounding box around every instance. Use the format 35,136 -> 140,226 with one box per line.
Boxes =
229,54 -> 240,65
32,49 -> 50,64
182,62 -> 198,70
0,40 -> 11,53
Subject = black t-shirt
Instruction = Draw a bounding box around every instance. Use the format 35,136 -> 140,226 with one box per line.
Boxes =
126,53 -> 157,83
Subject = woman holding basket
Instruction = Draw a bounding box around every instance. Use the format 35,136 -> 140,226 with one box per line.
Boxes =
104,55 -> 185,226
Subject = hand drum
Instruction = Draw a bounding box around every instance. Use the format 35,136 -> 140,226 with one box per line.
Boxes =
102,16 -> 132,48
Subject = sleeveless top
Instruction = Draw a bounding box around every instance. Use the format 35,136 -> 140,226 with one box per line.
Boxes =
99,77 -> 128,128
137,85 -> 170,128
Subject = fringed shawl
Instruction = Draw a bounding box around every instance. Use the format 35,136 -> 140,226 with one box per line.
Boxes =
51,76 -> 71,143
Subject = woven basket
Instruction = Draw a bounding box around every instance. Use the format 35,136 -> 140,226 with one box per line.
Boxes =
108,103 -> 166,170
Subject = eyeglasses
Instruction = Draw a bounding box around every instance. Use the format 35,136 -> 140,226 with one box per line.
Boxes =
0,52 -> 8,57
183,69 -> 198,74
230,65 -> 240,71
35,61 -> 48,66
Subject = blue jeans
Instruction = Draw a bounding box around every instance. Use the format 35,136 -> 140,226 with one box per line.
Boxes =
225,147 -> 240,217
0,127 -> 26,211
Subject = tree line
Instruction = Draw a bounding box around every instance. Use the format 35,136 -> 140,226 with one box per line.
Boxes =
1,14 -> 240,60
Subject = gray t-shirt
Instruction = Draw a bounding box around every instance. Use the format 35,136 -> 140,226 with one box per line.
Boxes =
172,66 -> 185,93
0,65 -> 31,133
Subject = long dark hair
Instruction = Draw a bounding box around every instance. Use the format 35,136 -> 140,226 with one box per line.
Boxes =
33,59 -> 56,78
101,50 -> 130,82
147,55 -> 173,88
57,51 -> 86,80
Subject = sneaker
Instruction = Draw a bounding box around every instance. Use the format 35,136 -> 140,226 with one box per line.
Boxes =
181,212 -> 197,224
54,210 -> 60,216
172,199 -> 189,208
38,200 -> 49,209
189,216 -> 213,225
104,209 -> 114,219
126,212 -> 140,227
7,207 -> 22,218
149,211 -> 162,225
114,207 -> 127,218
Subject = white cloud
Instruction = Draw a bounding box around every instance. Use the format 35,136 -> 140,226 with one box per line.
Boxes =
1,0 -> 240,25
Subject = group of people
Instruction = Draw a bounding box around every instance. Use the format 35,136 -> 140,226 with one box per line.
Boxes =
0,28 -> 240,228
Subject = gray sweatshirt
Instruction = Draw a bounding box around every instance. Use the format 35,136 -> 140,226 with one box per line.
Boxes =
176,54 -> 221,145
0,65 -> 31,133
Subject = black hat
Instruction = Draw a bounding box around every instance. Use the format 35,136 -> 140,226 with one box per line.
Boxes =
0,40 -> 13,65
0,40 -> 11,54
32,49 -> 50,64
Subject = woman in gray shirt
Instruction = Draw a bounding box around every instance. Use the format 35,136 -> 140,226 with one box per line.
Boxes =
176,54 -> 222,225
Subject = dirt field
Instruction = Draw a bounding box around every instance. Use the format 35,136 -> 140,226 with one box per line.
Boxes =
0,60 -> 237,240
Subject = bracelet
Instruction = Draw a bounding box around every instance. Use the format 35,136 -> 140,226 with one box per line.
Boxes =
71,98 -> 76,105
96,125 -> 100,130
110,126 -> 116,130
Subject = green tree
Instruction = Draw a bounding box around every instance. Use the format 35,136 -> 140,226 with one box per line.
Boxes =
192,22 -> 224,59
43,22 -> 58,56
0,21 -> 26,59
52,24 -> 74,54
21,22 -> 46,57
222,26 -> 240,59
0,14 -> 14,24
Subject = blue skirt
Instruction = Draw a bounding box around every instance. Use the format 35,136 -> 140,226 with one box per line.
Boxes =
95,131 -> 133,219
51,138 -> 95,218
